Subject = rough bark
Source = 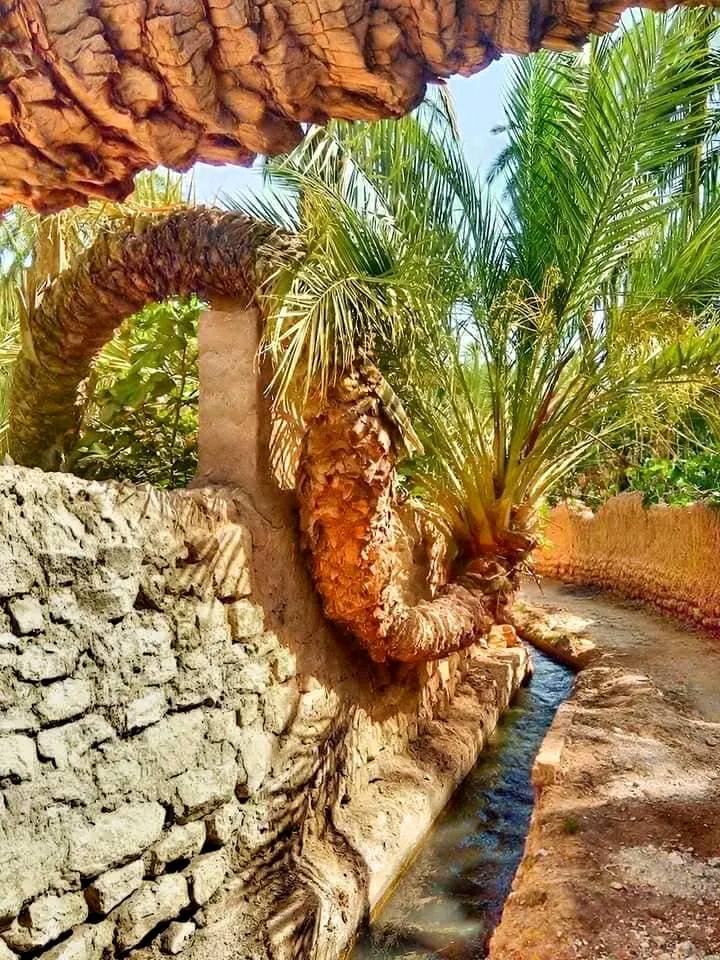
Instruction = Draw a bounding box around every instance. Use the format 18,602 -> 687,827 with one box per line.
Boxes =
7,211 -> 496,662
296,364 -> 496,663
2,0 -> 717,215
7,208 -> 277,468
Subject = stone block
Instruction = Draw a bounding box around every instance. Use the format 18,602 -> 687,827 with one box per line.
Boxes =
37,716 -> 114,769
0,545 -> 39,599
243,632 -> 278,659
235,695 -> 259,726
204,800 -> 243,846
0,650 -> 17,673
74,569 -> 139,620
212,528 -> 253,600
91,612 -> 176,683
171,763 -> 237,821
0,734 -> 37,781
270,644 -> 296,683
0,709 -> 38,734
0,632 -> 18,650
94,710 -> 206,797
35,679 -> 93,724
226,601 -> 264,641
114,876 -> 190,952
171,652 -> 222,708
149,822 -> 205,873
44,767 -> 98,805
171,602 -> 201,652
46,590 -> 83,626
8,597 -> 44,635
119,690 -> 167,733
84,859 -> 144,914
160,921 -> 195,955
67,801 -> 166,877
185,851 -> 227,906
194,600 -> 231,649
236,728 -> 273,795
3,891 -> 88,951
38,920 -> 114,960
0,830 -> 67,924
262,682 -> 299,735
15,643 -> 75,683
204,710 -> 240,746
223,651 -> 271,696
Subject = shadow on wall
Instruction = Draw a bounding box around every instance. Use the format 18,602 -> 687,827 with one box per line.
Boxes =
0,307 -> 525,960
0,466 -> 516,960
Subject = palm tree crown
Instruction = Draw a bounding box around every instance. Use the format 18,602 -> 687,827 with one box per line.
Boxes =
246,9 -> 720,572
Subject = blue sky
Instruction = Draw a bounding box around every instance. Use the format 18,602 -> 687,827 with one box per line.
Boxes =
190,57 -> 513,205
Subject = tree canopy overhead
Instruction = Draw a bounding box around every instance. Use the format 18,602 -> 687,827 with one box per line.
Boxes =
1,0 -> 718,214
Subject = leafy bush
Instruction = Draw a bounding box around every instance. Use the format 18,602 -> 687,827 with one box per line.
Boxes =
67,298 -> 201,488
624,454 -> 720,506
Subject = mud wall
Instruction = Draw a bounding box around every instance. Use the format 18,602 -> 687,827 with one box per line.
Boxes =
0,466 -> 527,960
536,494 -> 720,633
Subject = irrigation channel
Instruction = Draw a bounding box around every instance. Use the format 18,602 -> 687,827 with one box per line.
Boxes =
352,649 -> 574,960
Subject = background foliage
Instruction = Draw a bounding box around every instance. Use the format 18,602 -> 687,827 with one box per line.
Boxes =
0,174 -> 201,487
68,298 -> 201,488
245,9 -> 720,558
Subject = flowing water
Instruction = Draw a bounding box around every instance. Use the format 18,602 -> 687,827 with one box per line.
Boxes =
351,649 -> 574,960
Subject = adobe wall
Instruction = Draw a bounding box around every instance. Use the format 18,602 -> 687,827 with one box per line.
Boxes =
536,494 -> 720,633
0,466 -> 528,960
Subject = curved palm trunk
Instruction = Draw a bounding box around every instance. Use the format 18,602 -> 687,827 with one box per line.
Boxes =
8,210 -> 275,468
8,211 -> 497,663
3,0 -> 715,214
296,365 -> 495,663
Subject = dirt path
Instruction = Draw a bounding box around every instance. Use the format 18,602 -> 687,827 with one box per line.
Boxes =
524,581 -> 720,723
489,580 -> 720,960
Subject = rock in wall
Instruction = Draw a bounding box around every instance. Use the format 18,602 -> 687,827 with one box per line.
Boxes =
536,494 -> 720,634
0,466 -> 528,960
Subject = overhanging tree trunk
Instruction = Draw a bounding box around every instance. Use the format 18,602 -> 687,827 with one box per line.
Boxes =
2,0 -> 716,214
7,209 -> 275,468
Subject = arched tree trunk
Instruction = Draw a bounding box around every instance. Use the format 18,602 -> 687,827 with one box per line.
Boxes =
7,210 -> 497,663
2,0 -> 716,214
296,365 -> 496,663
8,209 -> 276,468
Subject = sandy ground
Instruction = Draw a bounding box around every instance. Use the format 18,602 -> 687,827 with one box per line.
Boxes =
525,581 -> 720,722
489,580 -> 720,960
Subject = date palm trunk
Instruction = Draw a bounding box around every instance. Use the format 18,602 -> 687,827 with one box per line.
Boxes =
7,210 -> 500,663
7,210 -> 276,469
296,365 -> 498,663
2,0 -> 716,215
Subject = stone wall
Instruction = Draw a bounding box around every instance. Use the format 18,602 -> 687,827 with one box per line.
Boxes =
536,494 -> 720,633
0,466 -> 528,960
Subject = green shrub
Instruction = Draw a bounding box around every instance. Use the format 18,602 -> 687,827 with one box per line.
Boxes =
67,297 -> 201,488
625,454 -> 720,507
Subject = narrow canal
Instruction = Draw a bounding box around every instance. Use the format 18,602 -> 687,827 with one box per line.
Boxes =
352,649 -> 574,960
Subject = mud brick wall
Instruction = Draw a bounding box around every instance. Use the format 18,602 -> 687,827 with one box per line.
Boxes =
0,467 -> 527,960
536,494 -> 720,634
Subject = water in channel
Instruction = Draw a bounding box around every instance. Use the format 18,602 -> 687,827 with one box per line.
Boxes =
351,649 -> 574,960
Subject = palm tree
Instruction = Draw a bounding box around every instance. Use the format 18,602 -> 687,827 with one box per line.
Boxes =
3,0 -> 715,216
5,11 -> 720,665
244,9 -> 720,656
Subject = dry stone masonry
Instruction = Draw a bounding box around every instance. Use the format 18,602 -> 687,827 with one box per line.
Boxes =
0,469 -> 283,959
0,467 -> 528,960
